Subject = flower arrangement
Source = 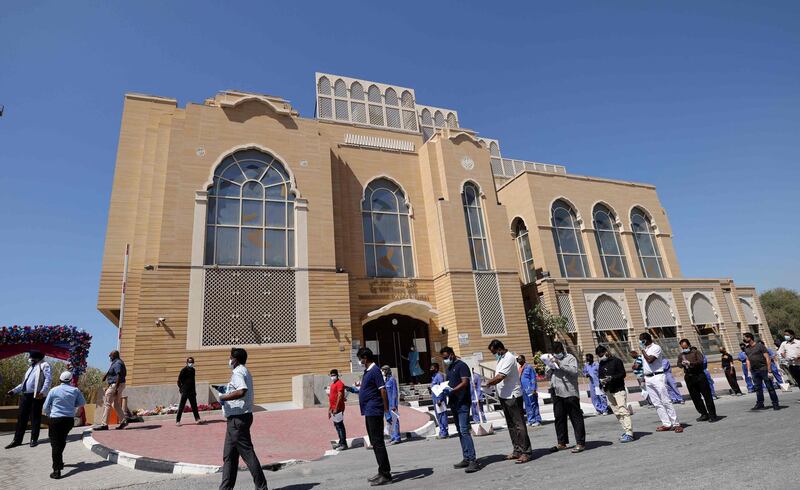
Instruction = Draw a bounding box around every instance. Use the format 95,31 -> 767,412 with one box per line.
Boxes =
0,325 -> 92,378
134,401 -> 221,417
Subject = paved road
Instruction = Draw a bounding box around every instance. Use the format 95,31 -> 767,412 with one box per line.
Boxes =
2,392 -> 798,489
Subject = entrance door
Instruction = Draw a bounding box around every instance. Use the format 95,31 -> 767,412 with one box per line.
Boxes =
363,314 -> 430,384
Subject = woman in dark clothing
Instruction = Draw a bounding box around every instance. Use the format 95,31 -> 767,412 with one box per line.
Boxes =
719,347 -> 743,395
176,357 -> 204,425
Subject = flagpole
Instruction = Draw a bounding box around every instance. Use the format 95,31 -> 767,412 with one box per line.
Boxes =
117,244 -> 130,352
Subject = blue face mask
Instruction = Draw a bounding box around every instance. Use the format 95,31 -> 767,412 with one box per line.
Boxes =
555,352 -> 565,360
639,340 -> 646,348
443,358 -> 453,366
682,348 -> 690,354
494,353 -> 502,361
785,335 -> 792,341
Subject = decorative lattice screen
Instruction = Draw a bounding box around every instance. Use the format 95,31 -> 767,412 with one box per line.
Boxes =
556,293 -> 577,333
202,268 -> 297,346
645,295 -> 674,328
593,296 -> 627,331
739,297 -> 758,325
474,272 -> 507,336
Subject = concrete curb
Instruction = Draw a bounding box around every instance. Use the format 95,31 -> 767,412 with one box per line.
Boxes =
81,430 -> 306,475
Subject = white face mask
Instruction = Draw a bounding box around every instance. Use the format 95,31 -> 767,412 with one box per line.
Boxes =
27,358 -> 34,366
330,375 -> 337,382
187,363 -> 194,368
228,359 -> 235,369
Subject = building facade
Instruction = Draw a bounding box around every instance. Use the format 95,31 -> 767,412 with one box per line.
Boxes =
98,73 -> 769,403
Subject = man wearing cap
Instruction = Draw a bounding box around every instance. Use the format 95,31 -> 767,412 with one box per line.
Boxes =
5,350 -> 51,448
43,371 -> 86,479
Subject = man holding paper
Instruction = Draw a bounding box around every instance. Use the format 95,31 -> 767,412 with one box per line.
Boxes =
429,363 -> 449,438
439,346 -> 480,473
485,340 -> 532,464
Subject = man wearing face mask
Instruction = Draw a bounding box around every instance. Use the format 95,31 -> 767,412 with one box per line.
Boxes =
382,366 -> 401,445
545,342 -> 585,453
355,348 -> 392,486
328,369 -> 347,450
94,350 -> 128,430
638,333 -> 682,433
439,346 -> 480,473
429,363 -> 449,438
738,343 -> 755,393
596,346 -> 633,442
743,332 -> 780,410
719,347 -> 743,396
778,329 -> 800,389
485,340 -> 532,463
677,339 -> 719,422
176,357 -> 204,426
5,350 -> 51,449
217,347 -> 268,490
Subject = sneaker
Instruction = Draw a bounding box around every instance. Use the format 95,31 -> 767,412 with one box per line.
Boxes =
465,461 -> 480,473
176,421 -> 181,427
196,419 -> 206,425
619,434 -> 634,443
334,443 -> 348,451
370,475 -> 392,486
453,460 -> 469,469
530,422 -> 541,427
388,439 -> 400,445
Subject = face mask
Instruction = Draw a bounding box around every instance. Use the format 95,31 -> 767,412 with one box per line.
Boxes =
494,353 -> 502,361
443,358 -> 452,366
639,340 -> 646,348
785,335 -> 792,341
681,348 -> 690,354
330,375 -> 337,382
555,352 -> 565,360
187,363 -> 194,368
600,356 -> 608,362
228,359 -> 235,369
27,358 -> 34,366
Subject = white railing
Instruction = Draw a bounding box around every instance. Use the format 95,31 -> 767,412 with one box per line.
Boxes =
493,158 -> 567,178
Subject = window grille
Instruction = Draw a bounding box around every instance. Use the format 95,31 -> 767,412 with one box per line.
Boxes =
556,293 -> 577,333
690,293 -> 717,325
645,294 -> 674,328
474,272 -> 507,335
739,297 -> 758,325
593,295 -> 627,331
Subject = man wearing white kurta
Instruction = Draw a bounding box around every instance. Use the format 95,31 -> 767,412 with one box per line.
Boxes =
638,333 -> 683,433
5,350 -> 51,448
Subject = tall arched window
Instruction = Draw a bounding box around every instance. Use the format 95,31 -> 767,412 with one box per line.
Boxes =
205,149 -> 295,267
513,219 -> 535,284
631,207 -> 665,278
592,204 -> 629,278
551,200 -> 589,278
362,178 -> 414,277
463,182 -> 491,271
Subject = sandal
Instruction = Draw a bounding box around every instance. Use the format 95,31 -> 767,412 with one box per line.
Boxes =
505,453 -> 521,460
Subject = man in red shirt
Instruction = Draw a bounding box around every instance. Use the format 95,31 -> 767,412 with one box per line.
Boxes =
328,369 -> 347,450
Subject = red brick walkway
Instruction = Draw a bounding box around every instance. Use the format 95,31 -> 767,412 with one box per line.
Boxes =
90,406 -> 430,466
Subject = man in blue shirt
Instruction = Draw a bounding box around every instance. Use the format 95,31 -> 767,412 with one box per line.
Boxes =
43,371 -> 85,479
95,350 -> 128,430
429,363 -> 449,438
518,355 -> 542,426
738,344 -> 755,392
440,346 -> 480,474
382,366 -> 401,444
356,348 -> 392,486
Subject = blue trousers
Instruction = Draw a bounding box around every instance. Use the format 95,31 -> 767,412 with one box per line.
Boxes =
665,372 -> 684,403
741,363 -> 755,392
435,409 -> 449,436
771,363 -> 784,386
704,370 -> 717,397
453,404 -> 476,462
522,391 -> 541,423
384,410 -> 400,442
751,369 -> 779,407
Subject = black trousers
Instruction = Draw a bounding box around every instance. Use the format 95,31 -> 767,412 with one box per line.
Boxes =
685,372 -> 716,417
333,418 -> 347,446
365,415 -> 391,478
48,416 -> 74,471
176,392 -> 199,422
13,393 -> 45,444
220,413 -> 267,490
787,365 -> 800,387
724,367 -> 742,394
499,396 -> 532,456
552,396 -> 586,446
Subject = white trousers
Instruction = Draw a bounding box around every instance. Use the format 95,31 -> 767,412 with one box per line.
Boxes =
645,374 -> 679,426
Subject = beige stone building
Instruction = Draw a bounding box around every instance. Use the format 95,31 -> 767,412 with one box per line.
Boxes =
98,72 -> 769,403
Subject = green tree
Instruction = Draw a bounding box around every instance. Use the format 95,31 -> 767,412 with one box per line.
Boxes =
760,288 -> 800,340
527,302 -> 568,341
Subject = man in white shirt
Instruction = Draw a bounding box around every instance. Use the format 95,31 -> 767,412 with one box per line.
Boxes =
217,348 -> 267,490
778,329 -> 800,389
484,339 -> 532,463
639,333 -> 682,433
5,350 -> 51,448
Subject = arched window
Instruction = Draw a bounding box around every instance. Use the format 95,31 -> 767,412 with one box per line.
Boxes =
513,219 -> 535,284
362,178 -> 414,277
333,79 -> 349,121
384,88 -> 401,128
645,294 -> 677,339
205,149 -> 295,267
367,85 -> 384,126
462,182 -> 491,271
592,204 -> 629,278
551,200 -> 589,278
631,208 -> 665,278
446,112 -> 458,128
434,110 -> 445,128
592,295 -> 629,344
349,82 -> 367,124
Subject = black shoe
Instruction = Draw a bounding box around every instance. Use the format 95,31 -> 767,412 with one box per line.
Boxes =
708,416 -> 720,423
29,440 -> 38,447
453,460 -> 469,469
116,420 -> 129,430
751,404 -> 765,411
773,405 -> 781,411
368,474 -> 383,483
93,425 -> 109,431
465,461 -> 480,473
4,442 -> 21,450
696,414 -> 709,422
50,471 -> 61,479
370,475 -> 392,486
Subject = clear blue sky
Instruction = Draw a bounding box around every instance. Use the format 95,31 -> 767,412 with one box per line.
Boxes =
1,2 -> 797,368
